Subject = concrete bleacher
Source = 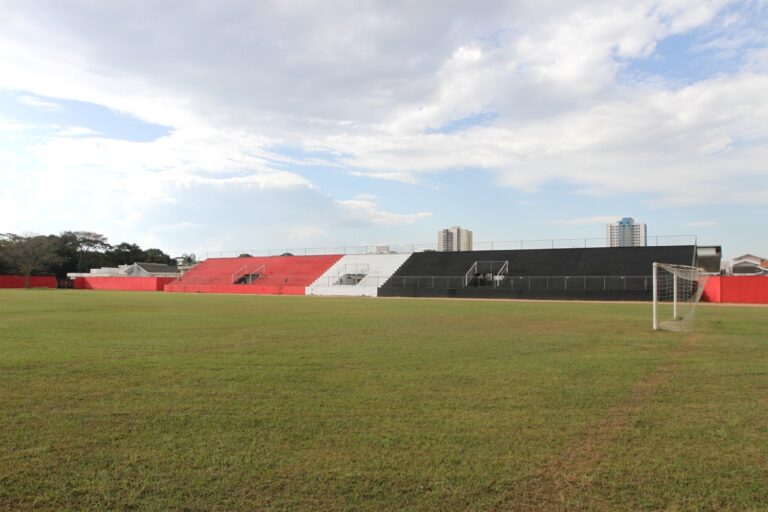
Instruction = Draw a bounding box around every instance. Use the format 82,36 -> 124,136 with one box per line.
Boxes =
306,254 -> 411,297
165,255 -> 342,295
379,246 -> 697,301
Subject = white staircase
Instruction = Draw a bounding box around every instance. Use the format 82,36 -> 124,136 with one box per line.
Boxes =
306,254 -> 411,296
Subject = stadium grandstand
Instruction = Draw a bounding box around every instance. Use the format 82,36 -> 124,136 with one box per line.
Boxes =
165,254 -> 342,295
306,254 -> 411,297
158,242 -> 713,301
378,245 -> 699,301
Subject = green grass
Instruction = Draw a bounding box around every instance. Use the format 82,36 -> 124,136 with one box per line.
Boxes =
0,290 -> 766,511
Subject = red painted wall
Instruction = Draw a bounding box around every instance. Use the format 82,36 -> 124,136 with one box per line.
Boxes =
703,276 -> 768,304
702,277 -> 721,303
165,283 -> 306,295
74,277 -> 175,291
0,275 -> 57,288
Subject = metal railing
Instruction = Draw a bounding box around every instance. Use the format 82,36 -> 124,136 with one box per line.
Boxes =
305,274 -> 653,291
231,264 -> 265,284
200,235 -> 697,260
174,273 -> 654,291
465,260 -> 510,287
465,262 -> 478,287
382,275 -> 652,291
178,274 -> 318,286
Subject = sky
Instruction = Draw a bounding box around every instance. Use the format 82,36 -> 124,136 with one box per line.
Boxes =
0,1 -> 767,260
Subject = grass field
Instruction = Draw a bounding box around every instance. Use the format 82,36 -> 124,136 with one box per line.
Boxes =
0,290 -> 766,511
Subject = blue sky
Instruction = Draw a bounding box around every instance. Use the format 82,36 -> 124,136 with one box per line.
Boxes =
0,1 -> 767,260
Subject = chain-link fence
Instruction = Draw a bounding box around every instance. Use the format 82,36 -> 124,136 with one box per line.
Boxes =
199,235 -> 697,260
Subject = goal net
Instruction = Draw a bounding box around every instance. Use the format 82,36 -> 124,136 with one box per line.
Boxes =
652,263 -> 709,332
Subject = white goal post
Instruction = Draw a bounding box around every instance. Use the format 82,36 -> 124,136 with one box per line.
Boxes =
652,263 -> 710,332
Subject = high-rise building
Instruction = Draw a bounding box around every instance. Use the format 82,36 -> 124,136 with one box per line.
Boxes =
437,226 -> 473,252
606,217 -> 647,247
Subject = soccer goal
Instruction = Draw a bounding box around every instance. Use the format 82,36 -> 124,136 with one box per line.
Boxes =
652,263 -> 710,332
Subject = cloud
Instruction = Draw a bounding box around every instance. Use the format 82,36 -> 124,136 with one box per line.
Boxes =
552,216 -> 622,225
55,126 -> 99,137
0,0 -> 766,254
336,198 -> 432,225
348,170 -> 420,184
288,225 -> 330,241
17,94 -> 60,111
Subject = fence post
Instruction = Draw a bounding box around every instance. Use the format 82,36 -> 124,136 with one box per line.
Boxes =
652,263 -> 658,330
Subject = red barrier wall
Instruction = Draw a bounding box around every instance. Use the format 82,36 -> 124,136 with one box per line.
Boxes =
166,283 -> 306,295
74,277 -> 175,291
0,275 -> 57,288
702,277 -> 721,303
702,276 -> 768,304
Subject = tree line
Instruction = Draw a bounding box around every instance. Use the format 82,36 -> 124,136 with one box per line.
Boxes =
0,231 -> 186,287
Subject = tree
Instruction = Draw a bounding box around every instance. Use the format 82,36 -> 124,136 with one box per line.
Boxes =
58,231 -> 110,273
176,253 -> 197,266
0,238 -> 13,274
2,230 -> 180,280
0,233 -> 63,288
105,242 -> 144,266
140,248 -> 173,264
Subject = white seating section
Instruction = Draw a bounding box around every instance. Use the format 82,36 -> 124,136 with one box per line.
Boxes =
305,254 -> 411,297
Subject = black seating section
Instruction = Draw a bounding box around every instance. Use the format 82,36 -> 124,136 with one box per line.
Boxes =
379,245 -> 696,301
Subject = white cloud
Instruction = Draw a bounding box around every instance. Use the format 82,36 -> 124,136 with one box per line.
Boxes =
55,126 -> 99,137
17,94 -> 60,111
288,225 -> 330,241
0,0 -> 765,252
348,170 -> 420,184
336,198 -> 432,225
0,120 -> 31,131
147,222 -> 201,232
553,216 -> 622,225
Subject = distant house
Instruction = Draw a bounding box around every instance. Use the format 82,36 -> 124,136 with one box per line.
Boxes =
731,254 -> 768,275
125,262 -> 180,277
67,262 -> 180,279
